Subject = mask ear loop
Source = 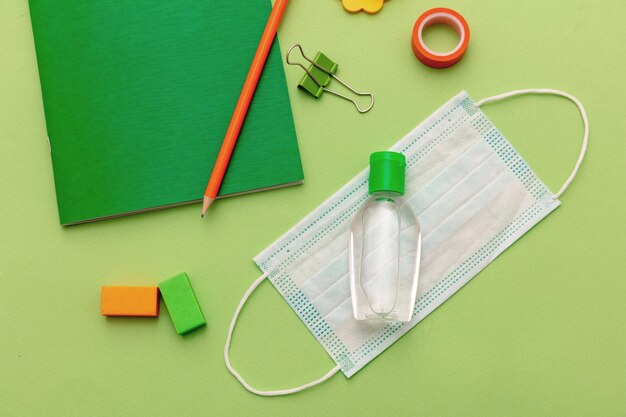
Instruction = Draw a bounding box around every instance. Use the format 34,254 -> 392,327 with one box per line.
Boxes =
475,89 -> 589,199
224,273 -> 341,396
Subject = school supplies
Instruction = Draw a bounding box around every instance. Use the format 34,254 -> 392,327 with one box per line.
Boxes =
412,8 -> 470,69
225,89 -> 589,395
101,273 -> 205,335
159,273 -> 206,335
101,287 -> 159,317
29,0 -> 303,225
341,0 -> 385,14
201,0 -> 290,216
286,45 -> 374,113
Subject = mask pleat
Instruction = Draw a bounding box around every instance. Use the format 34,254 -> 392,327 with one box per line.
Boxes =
406,140 -> 495,212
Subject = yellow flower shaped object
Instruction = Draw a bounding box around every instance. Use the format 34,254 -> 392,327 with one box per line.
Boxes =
341,0 -> 386,14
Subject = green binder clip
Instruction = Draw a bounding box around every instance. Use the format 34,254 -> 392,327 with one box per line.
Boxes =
286,44 -> 374,113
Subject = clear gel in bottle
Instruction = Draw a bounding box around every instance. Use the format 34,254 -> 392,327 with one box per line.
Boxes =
349,152 -> 421,322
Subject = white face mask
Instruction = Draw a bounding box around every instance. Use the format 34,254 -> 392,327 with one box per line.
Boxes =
224,89 -> 589,396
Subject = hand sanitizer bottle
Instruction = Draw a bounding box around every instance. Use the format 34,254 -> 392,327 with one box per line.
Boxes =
349,152 -> 421,322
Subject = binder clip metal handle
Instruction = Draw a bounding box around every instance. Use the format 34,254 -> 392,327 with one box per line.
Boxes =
286,44 -> 374,114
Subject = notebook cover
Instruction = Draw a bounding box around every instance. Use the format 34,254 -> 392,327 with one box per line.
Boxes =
28,0 -> 303,225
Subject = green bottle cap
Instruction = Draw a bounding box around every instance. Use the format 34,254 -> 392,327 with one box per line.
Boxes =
368,151 -> 406,195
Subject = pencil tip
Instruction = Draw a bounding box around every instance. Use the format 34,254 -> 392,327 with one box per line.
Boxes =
201,196 -> 215,218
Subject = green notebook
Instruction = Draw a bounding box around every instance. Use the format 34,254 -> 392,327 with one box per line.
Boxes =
29,0 -> 303,225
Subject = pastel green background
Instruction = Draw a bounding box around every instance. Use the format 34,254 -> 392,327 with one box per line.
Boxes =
1,0 -> 624,416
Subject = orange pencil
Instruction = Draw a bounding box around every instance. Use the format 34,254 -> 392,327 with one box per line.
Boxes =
202,0 -> 290,216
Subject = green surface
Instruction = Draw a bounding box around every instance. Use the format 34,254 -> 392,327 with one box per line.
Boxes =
422,23 -> 462,53
1,0 -> 625,416
159,272 -> 206,335
28,0 -> 302,225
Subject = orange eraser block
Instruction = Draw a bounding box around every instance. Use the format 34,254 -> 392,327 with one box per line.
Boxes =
101,286 -> 159,317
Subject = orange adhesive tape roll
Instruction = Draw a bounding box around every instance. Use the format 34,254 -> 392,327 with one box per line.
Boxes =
412,8 -> 470,69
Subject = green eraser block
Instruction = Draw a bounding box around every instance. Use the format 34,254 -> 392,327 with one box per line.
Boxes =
159,273 -> 206,335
